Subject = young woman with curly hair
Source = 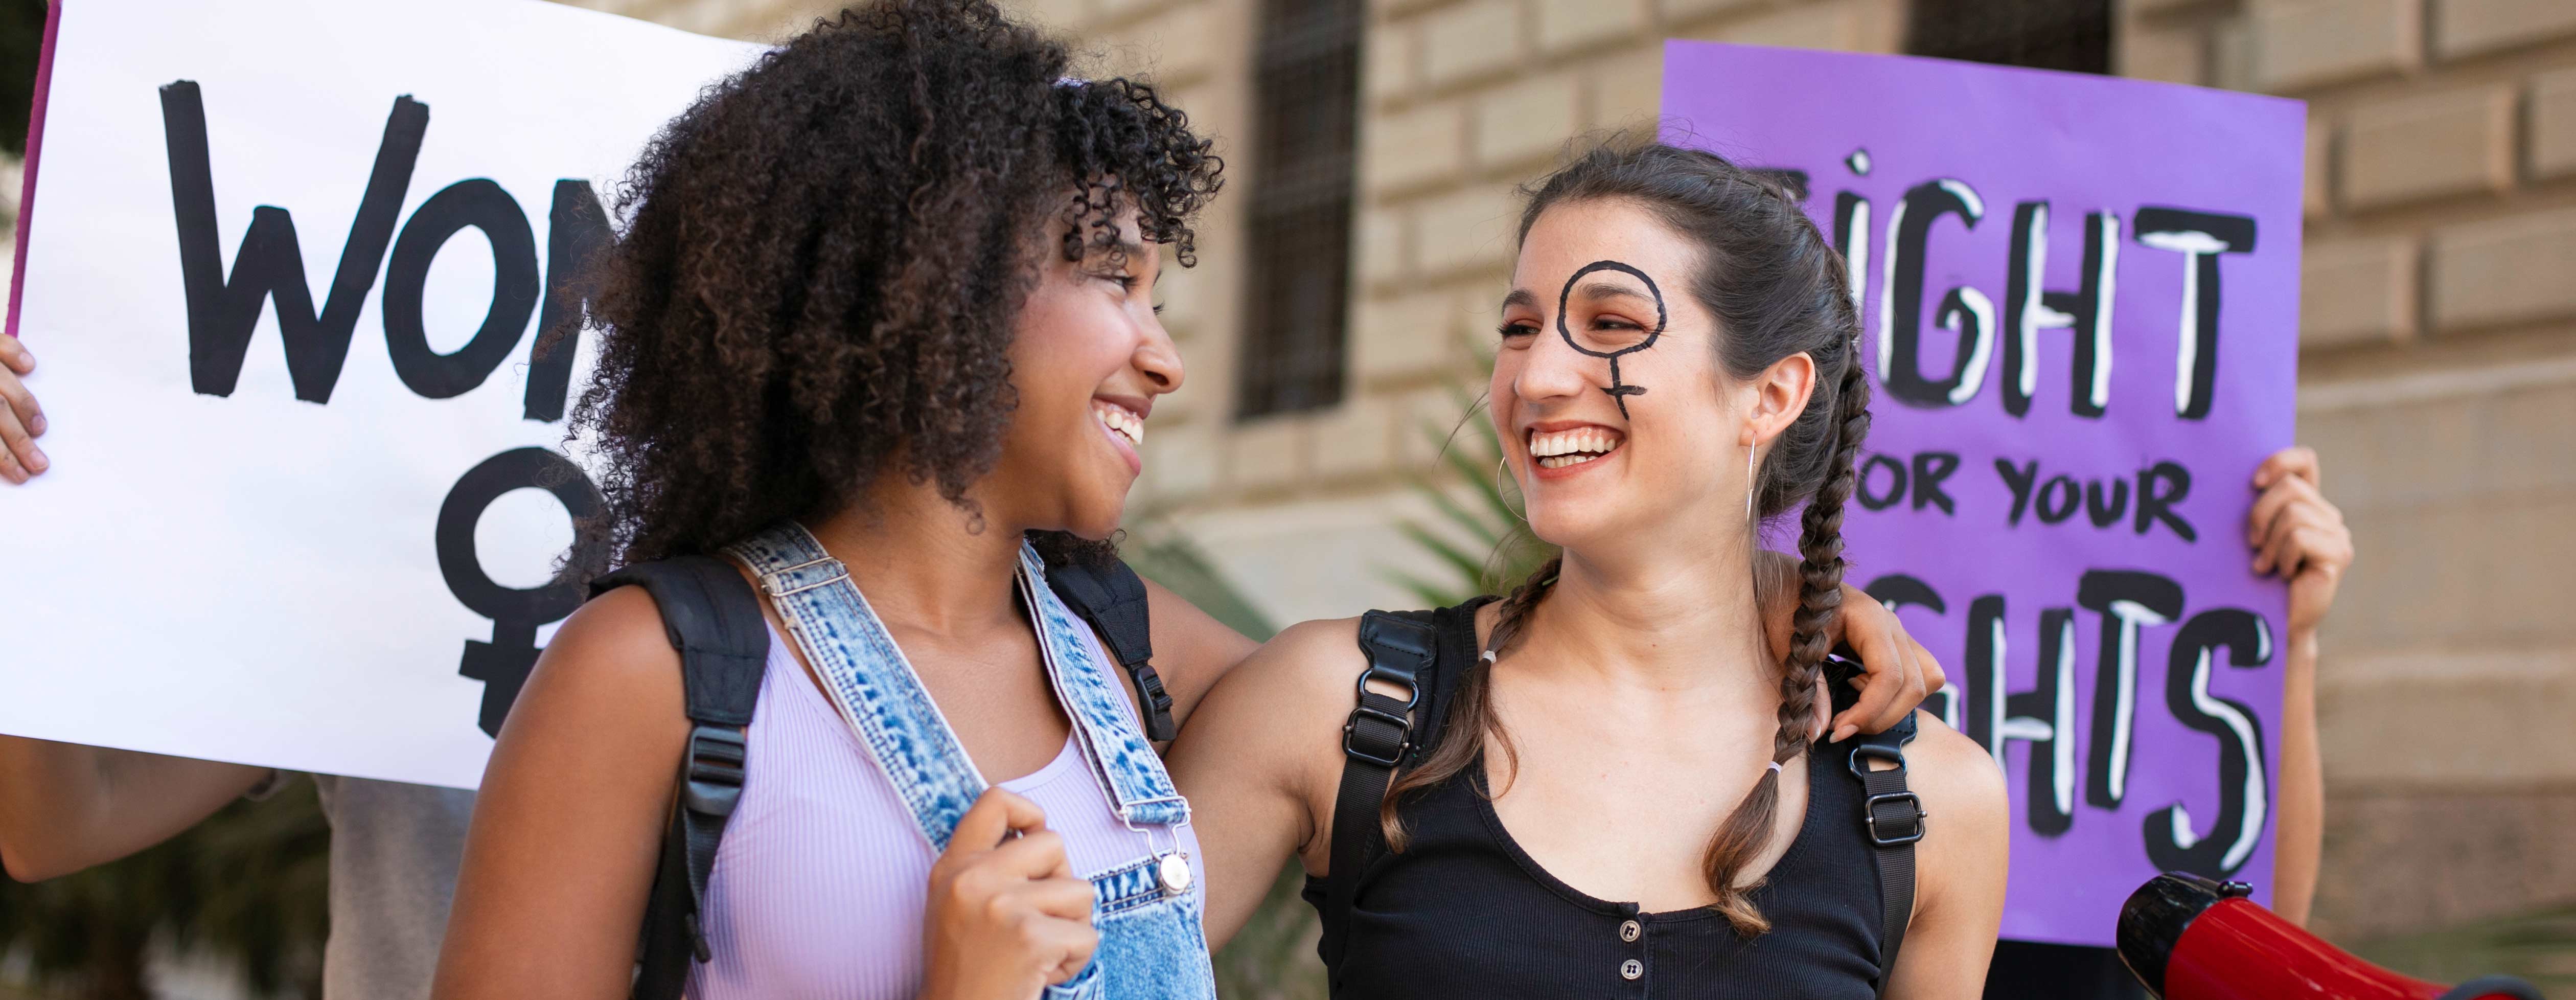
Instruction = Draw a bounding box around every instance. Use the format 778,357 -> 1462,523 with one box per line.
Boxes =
1170,140 -> 2013,999
430,4 -> 1239,998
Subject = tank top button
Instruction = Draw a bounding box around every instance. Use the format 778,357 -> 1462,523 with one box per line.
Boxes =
1619,919 -> 1641,942
1620,958 -> 1642,980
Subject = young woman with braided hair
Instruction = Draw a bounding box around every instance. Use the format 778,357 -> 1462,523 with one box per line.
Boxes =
1171,139 -> 2008,998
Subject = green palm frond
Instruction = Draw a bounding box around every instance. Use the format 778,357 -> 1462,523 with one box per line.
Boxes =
1121,520 -> 1277,642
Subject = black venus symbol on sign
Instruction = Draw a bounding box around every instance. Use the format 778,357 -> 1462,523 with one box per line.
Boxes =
434,447 -> 608,738
1555,260 -> 1668,419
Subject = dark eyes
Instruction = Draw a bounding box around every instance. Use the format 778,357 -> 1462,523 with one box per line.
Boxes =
1093,270 -> 1166,314
1496,317 -> 1640,338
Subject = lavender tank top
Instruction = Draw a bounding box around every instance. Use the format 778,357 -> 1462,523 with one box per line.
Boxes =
685,622 -> 1206,999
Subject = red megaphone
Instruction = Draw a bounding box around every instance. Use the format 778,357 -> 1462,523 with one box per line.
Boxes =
2115,872 -> 2545,1000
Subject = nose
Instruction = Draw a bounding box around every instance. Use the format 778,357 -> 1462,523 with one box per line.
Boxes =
1512,323 -> 1594,408
1136,312 -> 1184,394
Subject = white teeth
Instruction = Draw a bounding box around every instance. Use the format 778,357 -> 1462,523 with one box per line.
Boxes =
1537,453 -> 1603,469
1527,428 -> 1623,459
1096,404 -> 1144,447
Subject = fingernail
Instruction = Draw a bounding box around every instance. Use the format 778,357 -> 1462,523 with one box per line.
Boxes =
1832,724 -> 1857,743
26,448 -> 44,472
27,414 -> 41,435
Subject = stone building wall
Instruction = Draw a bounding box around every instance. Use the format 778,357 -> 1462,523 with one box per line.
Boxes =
570,0 -> 2576,946
2115,0 -> 2576,941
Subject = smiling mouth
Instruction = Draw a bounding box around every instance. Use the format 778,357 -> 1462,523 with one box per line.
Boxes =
1528,426 -> 1624,469
1095,400 -> 1146,449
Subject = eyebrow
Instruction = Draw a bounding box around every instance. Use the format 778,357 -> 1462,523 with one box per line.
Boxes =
1575,281 -> 1655,307
1501,288 -> 1539,311
1086,239 -> 1163,283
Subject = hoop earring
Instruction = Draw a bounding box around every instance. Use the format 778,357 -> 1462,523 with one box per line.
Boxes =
1745,443 -> 1757,519
1498,457 -> 1528,524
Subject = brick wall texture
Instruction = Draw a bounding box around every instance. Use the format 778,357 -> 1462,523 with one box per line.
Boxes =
581,0 -> 2576,949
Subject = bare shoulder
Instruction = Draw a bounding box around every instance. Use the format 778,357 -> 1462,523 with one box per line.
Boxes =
1230,616 -> 1370,704
1903,711 -> 2006,826
1139,577 -> 1261,727
1167,616 -> 1371,836
1899,710 -> 2009,890
490,585 -> 688,759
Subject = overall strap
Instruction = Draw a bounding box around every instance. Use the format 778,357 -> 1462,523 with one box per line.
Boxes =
587,556 -> 770,1000
728,524 -> 988,851
1321,609 -> 1438,971
1848,712 -> 1925,999
1017,546 -> 1189,828
1045,558 -> 1176,741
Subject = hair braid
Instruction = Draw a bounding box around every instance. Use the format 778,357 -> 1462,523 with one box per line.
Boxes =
1374,554 -> 1559,852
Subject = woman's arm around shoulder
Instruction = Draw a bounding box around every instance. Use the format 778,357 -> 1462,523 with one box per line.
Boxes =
432,585 -> 688,1000
1883,710 -> 2009,1000
1165,615 -> 1371,951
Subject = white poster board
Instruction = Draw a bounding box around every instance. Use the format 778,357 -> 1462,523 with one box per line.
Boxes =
1,0 -> 762,789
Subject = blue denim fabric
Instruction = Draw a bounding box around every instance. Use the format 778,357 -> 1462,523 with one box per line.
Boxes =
729,524 -> 1215,1000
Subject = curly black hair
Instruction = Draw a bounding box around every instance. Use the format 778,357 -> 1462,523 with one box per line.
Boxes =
566,0 -> 1222,573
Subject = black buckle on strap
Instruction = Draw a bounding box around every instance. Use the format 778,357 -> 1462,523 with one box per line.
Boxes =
1342,704 -> 1412,768
680,724 -> 748,816
1865,791 -> 1928,846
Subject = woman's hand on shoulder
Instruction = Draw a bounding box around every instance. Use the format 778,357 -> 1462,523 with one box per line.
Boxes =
1879,711 -> 2008,1000
1165,616 -> 1366,951
1756,552 -> 1948,742
432,585 -> 689,1000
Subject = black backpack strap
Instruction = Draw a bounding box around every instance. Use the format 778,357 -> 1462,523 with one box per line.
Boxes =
1045,558 -> 1175,741
589,556 -> 770,1000
1849,712 -> 1925,998
1321,609 -> 1438,972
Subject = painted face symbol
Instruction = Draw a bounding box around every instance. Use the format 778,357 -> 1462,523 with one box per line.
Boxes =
1554,260 -> 1669,419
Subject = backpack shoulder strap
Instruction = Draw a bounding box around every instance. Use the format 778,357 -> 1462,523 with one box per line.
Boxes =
1848,711 -> 1925,998
589,556 -> 770,1000
1045,558 -> 1175,741
1320,608 -> 1439,972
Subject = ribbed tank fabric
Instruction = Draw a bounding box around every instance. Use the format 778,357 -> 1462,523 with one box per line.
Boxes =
1304,600 -> 1888,999
685,622 -> 1204,999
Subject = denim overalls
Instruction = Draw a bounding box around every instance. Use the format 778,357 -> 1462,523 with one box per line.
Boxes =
729,524 -> 1218,1000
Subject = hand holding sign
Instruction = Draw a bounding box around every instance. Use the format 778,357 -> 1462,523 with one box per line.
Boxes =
0,336 -> 42,482
2247,447 -> 2352,639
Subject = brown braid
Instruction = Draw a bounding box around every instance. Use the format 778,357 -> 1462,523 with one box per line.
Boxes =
1376,554 -> 1558,851
1371,136 -> 1869,935
1698,332 -> 1870,932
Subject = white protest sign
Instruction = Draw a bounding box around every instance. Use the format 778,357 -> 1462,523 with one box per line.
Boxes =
2,0 -> 761,789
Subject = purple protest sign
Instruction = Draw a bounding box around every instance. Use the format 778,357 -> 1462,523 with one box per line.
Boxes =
1663,42 -> 2305,947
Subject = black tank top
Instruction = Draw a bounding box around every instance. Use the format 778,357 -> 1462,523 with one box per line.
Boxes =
1302,600 -> 1892,999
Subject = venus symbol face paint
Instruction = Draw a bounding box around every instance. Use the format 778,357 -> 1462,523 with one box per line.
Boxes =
1554,259 -> 1670,419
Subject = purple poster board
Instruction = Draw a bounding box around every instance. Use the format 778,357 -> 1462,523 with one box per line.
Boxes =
1663,42 -> 2304,947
